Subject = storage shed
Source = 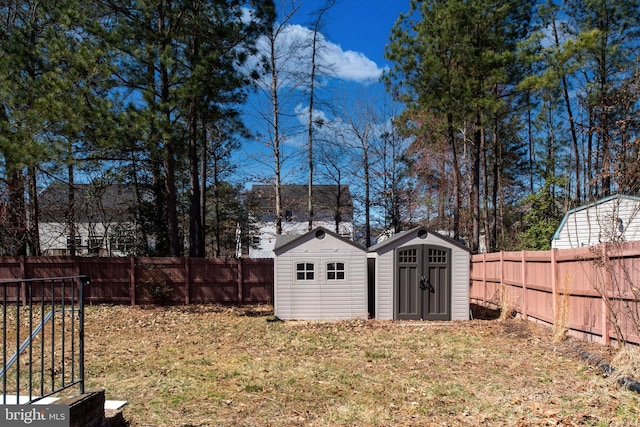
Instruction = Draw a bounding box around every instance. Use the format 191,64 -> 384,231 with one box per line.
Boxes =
368,226 -> 470,321
552,195 -> 640,249
274,227 -> 368,320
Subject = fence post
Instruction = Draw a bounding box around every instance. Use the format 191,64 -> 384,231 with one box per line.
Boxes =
551,248 -> 558,324
237,258 -> 244,304
500,251 -> 505,306
521,250 -> 527,320
20,255 -> 27,306
482,252 -> 487,305
602,243 -> 611,345
130,256 -> 136,306
184,257 -> 190,305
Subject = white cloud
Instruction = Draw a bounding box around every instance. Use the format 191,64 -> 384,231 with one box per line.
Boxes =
321,40 -> 387,83
294,104 -> 330,127
254,24 -> 385,86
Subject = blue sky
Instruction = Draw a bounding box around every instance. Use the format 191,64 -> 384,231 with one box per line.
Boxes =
303,0 -> 408,69
234,0 -> 411,187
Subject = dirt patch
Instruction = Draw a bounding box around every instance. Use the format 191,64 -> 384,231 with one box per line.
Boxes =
501,320 -> 533,339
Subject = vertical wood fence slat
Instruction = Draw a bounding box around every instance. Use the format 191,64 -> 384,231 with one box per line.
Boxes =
521,251 -> 527,320
237,258 -> 244,304
20,256 -> 27,306
184,258 -> 190,305
130,257 -> 136,306
551,248 -> 557,322
482,252 -> 487,303
603,244 -> 611,345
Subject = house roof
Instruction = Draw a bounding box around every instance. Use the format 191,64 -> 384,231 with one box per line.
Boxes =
248,184 -> 353,222
368,226 -> 471,253
39,182 -> 139,223
274,226 -> 365,254
552,194 -> 640,240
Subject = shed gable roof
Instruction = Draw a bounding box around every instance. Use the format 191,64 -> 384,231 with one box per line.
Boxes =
274,227 -> 365,254
368,226 -> 470,253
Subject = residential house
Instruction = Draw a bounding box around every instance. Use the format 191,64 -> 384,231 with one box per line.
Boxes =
246,184 -> 354,258
39,183 -> 142,256
552,195 -> 640,249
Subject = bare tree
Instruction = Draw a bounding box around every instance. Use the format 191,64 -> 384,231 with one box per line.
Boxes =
335,95 -> 380,247
305,0 -> 335,232
315,131 -> 355,235
250,1 -> 304,235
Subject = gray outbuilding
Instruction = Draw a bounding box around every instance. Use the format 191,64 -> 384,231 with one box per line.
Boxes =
368,226 -> 470,321
551,194 -> 640,249
274,227 -> 368,320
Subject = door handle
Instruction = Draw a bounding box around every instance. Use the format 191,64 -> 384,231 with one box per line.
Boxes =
420,276 -> 434,292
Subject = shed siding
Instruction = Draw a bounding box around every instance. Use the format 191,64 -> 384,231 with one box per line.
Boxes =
553,197 -> 640,249
375,248 -> 394,320
452,248 -> 470,320
274,231 -> 367,321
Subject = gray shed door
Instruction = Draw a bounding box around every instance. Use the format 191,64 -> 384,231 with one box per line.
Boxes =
396,245 -> 450,321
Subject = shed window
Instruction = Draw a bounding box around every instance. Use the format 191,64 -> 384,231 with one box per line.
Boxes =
327,262 -> 345,280
296,262 -> 315,280
398,248 -> 417,263
428,248 -> 447,263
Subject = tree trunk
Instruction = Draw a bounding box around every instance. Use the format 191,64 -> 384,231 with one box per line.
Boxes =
188,29 -> 204,257
158,9 -> 181,256
27,165 -> 41,256
471,114 -> 481,253
189,99 -> 203,257
270,34 -> 283,235
200,117 -> 208,255
551,14 -> 581,202
67,162 -> 76,257
448,113 -> 461,241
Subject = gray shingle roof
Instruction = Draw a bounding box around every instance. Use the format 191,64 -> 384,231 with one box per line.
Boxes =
248,184 -> 353,222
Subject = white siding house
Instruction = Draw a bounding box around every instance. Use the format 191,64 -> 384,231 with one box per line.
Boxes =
247,185 -> 353,258
368,226 -> 470,321
39,183 -> 141,256
274,227 -> 368,321
552,195 -> 640,249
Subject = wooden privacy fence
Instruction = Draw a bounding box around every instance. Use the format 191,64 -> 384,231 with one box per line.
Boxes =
470,241 -> 640,346
0,257 -> 274,305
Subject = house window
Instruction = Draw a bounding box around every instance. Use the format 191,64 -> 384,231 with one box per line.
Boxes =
327,262 -> 345,280
88,236 -> 103,255
109,236 -> 134,253
296,262 -> 314,280
66,236 -> 82,249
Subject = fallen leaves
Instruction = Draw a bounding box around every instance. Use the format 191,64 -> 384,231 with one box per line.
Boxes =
80,304 -> 640,426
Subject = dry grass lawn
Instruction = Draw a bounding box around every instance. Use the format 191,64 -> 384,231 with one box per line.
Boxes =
83,304 -> 640,426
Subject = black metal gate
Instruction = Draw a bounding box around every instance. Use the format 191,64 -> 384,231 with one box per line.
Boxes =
1,276 -> 88,404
